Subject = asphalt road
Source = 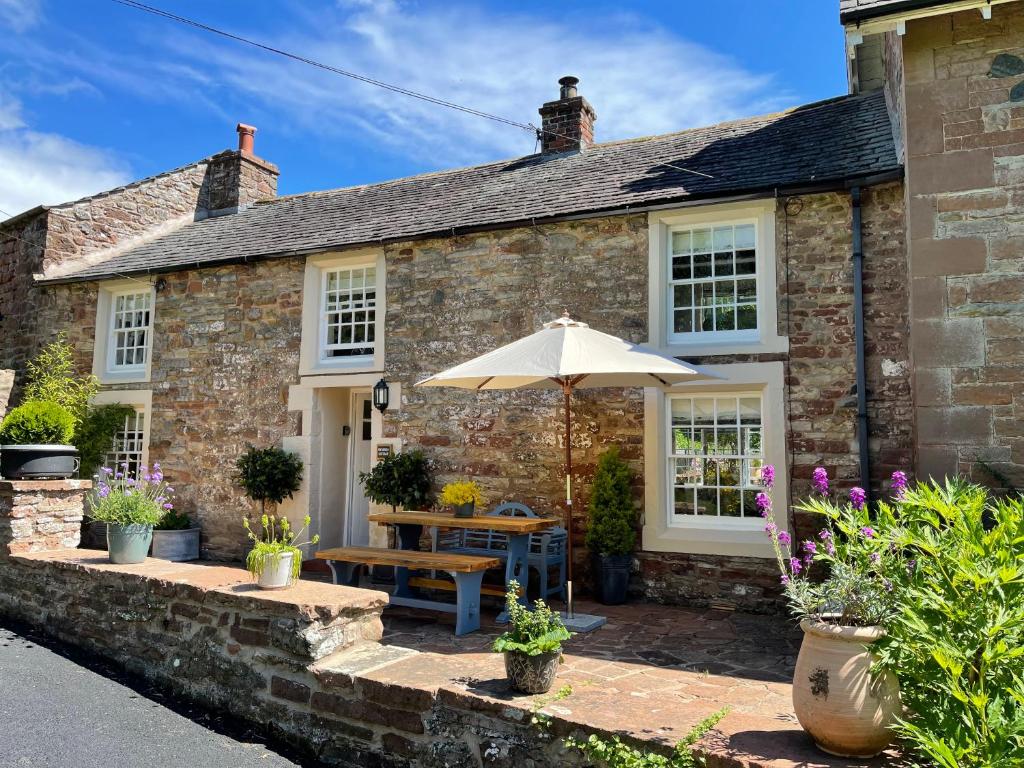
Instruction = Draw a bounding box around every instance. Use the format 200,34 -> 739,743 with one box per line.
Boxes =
0,620 -> 308,768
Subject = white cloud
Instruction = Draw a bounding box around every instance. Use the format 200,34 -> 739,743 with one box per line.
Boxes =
0,93 -> 131,217
0,0 -> 41,33
167,2 -> 789,168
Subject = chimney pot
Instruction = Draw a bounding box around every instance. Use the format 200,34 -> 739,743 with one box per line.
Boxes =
558,75 -> 579,99
236,123 -> 257,154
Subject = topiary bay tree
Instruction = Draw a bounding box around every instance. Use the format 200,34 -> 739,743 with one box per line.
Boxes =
585,447 -> 637,605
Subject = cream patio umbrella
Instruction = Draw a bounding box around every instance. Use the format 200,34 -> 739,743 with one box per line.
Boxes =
416,313 -> 720,622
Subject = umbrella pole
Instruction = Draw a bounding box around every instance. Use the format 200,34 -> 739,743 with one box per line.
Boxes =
563,381 -> 575,619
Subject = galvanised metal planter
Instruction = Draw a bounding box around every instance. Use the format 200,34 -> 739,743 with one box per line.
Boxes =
0,444 -> 79,480
106,524 -> 154,564
150,528 -> 200,562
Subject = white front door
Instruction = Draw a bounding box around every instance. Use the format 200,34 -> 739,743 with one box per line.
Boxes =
346,393 -> 374,546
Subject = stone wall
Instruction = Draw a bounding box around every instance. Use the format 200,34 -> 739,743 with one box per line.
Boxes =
0,480 -> 90,557
902,3 -> 1024,489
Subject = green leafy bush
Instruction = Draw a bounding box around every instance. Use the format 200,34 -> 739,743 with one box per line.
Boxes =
236,445 -> 304,515
358,449 -> 432,513
155,507 -> 194,531
0,401 -> 75,445
585,447 -> 637,556
22,333 -> 99,428
874,479 -> 1024,768
74,404 -> 135,477
492,580 -> 571,655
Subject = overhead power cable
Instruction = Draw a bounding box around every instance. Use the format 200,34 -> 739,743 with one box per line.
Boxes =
110,0 -> 713,180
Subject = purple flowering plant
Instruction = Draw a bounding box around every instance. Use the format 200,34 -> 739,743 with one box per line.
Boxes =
761,466 -> 906,627
88,463 -> 175,527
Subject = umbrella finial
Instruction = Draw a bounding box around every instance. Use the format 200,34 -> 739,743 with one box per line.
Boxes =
544,312 -> 589,329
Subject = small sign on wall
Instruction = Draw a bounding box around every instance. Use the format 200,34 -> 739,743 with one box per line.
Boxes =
371,438 -> 402,465
376,444 -> 393,461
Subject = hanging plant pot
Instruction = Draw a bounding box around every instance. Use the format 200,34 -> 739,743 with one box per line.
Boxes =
0,444 -> 79,480
106,523 -> 154,565
792,620 -> 900,758
504,650 -> 560,694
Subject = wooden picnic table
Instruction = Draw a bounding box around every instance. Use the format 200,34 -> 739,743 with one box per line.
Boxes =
367,509 -> 559,607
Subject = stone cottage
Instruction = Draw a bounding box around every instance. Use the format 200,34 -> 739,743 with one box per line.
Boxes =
2,0 -> 1022,610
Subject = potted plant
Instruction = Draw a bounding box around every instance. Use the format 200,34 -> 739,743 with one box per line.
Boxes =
440,480 -> 484,518
150,475 -> 200,561
584,447 -> 637,605
88,464 -> 173,564
0,400 -> 79,479
760,465 -> 901,758
243,514 -> 319,589
493,580 -> 571,694
358,449 -> 433,514
236,445 -> 304,516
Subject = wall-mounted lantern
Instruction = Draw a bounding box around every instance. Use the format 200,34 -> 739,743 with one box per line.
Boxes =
373,376 -> 390,414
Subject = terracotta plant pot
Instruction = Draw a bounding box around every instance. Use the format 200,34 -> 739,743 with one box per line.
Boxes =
504,650 -> 560,694
256,551 -> 295,590
792,619 -> 901,758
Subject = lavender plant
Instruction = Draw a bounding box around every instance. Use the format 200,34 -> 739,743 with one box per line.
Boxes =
759,465 -> 902,627
88,463 -> 175,527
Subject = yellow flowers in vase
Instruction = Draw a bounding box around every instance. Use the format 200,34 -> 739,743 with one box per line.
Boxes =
440,480 -> 485,518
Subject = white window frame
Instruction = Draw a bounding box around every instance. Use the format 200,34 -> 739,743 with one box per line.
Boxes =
92,280 -> 156,384
89,389 -> 152,476
648,200 -> 788,357
642,362 -> 787,558
300,249 -> 385,376
666,391 -> 766,527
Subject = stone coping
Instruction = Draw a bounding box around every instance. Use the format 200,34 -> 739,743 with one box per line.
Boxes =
0,479 -> 92,492
13,549 -> 388,621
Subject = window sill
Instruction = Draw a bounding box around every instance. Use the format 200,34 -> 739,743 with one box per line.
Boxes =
97,369 -> 150,385
299,356 -> 377,377
642,520 -> 775,558
660,334 -> 789,358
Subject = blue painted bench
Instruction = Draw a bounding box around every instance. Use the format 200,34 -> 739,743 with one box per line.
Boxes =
432,502 -> 568,601
315,546 -> 500,635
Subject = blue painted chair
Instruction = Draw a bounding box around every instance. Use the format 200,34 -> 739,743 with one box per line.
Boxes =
433,502 -> 568,601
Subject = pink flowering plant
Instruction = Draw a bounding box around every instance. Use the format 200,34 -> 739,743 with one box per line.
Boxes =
88,463 -> 175,527
760,465 -> 902,627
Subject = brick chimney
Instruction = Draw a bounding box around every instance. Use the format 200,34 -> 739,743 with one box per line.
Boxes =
538,76 -> 596,153
204,123 -> 279,214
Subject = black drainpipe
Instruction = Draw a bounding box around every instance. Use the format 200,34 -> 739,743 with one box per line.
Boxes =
851,186 -> 871,502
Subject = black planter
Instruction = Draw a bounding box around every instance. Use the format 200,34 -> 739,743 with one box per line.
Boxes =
0,444 -> 79,480
593,553 -> 631,605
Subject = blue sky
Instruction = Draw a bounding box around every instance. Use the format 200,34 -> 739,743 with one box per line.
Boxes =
0,0 -> 847,217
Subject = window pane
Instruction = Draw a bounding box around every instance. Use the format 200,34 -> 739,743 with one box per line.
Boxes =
735,224 -> 755,250
737,279 -> 757,302
673,310 -> 692,334
701,307 -> 715,332
671,397 -> 692,425
674,486 -> 696,515
693,398 -> 715,425
713,252 -> 734,277
673,284 -> 692,309
693,253 -> 712,279
672,255 -> 691,280
691,228 -> 712,253
713,226 -> 734,254
720,487 -> 741,517
671,231 -> 690,255
737,304 -> 758,331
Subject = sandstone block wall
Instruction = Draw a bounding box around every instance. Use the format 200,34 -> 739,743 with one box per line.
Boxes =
903,3 -> 1024,489
0,480 -> 91,557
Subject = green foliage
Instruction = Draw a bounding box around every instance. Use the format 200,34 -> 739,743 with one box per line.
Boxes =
585,447 -> 637,556
236,445 -> 304,512
492,580 -> 571,656
88,467 -> 169,527
155,507 -> 193,531
873,479 -> 1024,768
74,404 -> 135,478
358,450 -> 433,513
565,707 -> 729,768
22,333 -> 99,428
0,401 -> 75,445
243,514 -> 319,580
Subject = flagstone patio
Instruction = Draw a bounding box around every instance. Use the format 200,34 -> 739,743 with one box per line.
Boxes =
377,598 -> 900,768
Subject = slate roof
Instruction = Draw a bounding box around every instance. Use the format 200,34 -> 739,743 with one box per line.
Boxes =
43,90 -> 900,284
839,0 -> 955,24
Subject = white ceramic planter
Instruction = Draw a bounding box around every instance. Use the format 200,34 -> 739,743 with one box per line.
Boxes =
257,551 -> 295,590
793,619 -> 901,758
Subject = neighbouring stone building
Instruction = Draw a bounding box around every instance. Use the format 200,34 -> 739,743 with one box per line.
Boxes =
1,0 -> 1020,611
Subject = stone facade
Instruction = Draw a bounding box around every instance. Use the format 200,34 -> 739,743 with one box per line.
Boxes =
6,180 -> 910,609
902,2 -> 1024,489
